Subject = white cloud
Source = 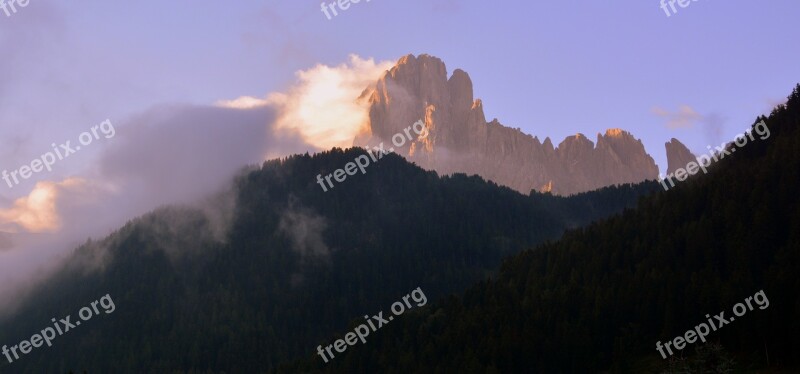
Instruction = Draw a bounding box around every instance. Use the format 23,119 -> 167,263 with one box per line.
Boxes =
0,178 -> 101,233
262,54 -> 393,150
215,96 -> 270,109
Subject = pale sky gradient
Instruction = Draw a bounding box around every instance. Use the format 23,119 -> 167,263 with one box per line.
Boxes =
1,0 -> 798,201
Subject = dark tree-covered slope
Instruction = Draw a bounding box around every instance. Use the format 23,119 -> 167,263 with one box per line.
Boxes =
282,86 -> 800,373
0,145 -> 655,373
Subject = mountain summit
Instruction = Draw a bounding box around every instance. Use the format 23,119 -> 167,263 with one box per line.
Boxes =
356,54 -> 688,195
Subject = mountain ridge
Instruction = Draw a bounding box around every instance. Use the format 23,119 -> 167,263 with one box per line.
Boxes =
356,53 -> 689,196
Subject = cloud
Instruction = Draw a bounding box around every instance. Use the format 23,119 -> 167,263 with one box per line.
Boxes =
278,201 -> 331,288
0,102 -> 317,312
97,104 -> 305,209
0,53 -> 387,312
652,105 -> 728,145
216,96 -> 270,109
261,54 -> 393,150
702,112 -> 726,147
278,203 -> 330,260
2,103 -> 304,238
0,178 -> 100,233
652,105 -> 704,129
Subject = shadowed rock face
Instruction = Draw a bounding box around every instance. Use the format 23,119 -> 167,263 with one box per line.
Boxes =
356,53 -> 680,196
665,138 -> 697,175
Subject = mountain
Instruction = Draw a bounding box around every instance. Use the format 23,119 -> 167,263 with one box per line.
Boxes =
665,138 -> 697,175
356,54 -> 691,196
0,148 -> 658,372
288,85 -> 800,373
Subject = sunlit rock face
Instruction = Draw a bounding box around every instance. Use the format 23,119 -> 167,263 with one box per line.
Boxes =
357,54 -> 674,196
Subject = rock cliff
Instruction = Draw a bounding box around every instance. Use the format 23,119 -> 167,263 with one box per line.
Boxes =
356,54 -> 689,196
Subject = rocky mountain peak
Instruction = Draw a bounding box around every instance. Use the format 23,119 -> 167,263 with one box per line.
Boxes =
357,54 -> 684,196
665,138 -> 696,175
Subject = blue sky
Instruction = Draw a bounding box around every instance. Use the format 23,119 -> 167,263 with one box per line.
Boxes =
1,0 -> 798,198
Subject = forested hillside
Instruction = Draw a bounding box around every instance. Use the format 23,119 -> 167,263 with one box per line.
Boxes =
0,147 -> 655,372
282,86 -> 800,373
